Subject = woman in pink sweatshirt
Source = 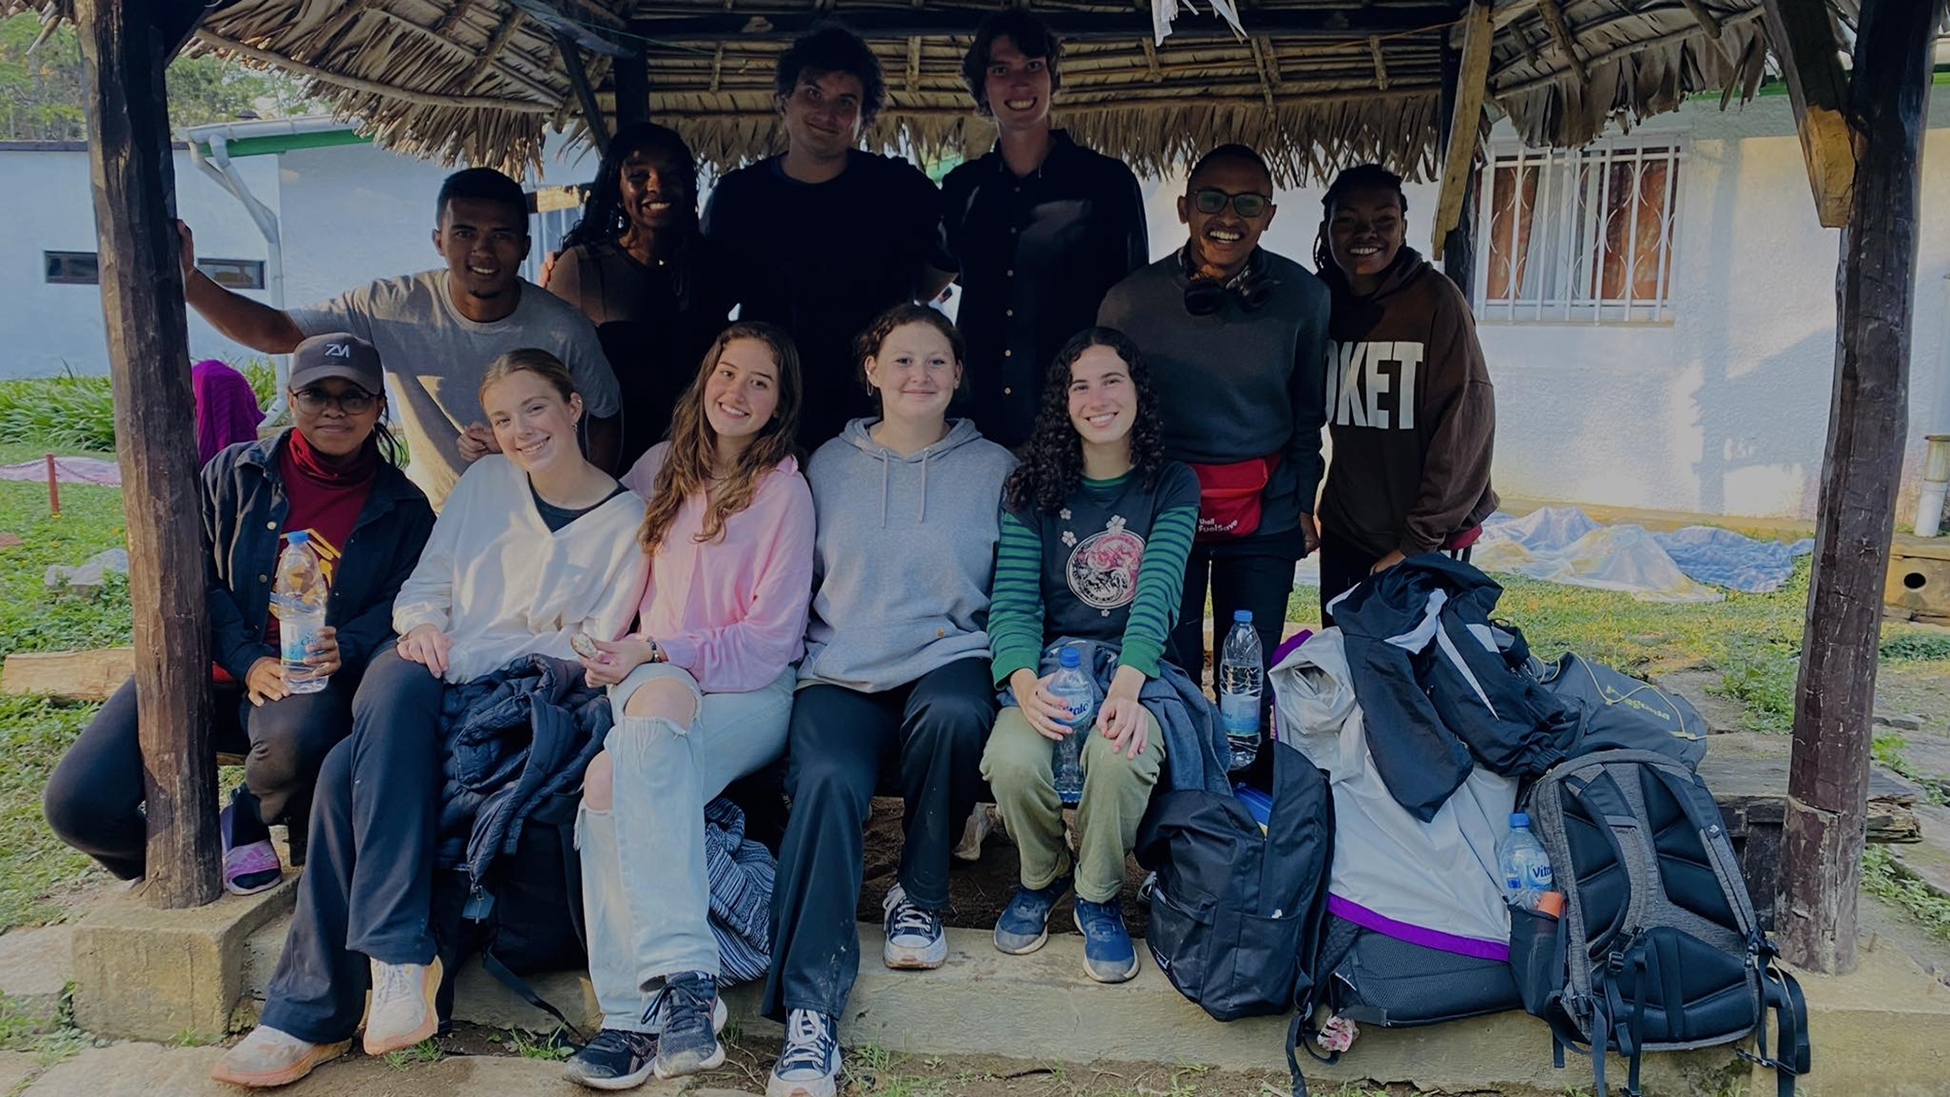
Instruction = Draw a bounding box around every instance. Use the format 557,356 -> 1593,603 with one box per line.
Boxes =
568,321 -> 816,1090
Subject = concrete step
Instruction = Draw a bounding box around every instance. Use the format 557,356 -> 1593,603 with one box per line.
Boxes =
241,915 -> 1950,1095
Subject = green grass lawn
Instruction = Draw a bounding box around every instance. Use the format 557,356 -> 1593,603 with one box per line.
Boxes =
0,467 -> 129,929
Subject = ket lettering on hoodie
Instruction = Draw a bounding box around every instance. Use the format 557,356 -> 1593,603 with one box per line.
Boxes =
1325,340 -> 1425,430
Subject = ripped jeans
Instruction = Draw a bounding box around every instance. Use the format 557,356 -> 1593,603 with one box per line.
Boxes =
577,661 -> 793,1032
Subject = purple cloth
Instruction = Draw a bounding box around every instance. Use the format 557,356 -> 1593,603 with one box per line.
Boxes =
192,359 -> 265,466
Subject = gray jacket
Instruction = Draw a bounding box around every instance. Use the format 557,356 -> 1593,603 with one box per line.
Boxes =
799,417 -> 1016,692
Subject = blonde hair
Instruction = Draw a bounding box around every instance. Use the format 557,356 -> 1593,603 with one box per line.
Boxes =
478,348 -> 577,406
639,323 -> 803,551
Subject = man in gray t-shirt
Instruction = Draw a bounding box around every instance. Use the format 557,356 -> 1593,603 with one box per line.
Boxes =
181,168 -> 620,509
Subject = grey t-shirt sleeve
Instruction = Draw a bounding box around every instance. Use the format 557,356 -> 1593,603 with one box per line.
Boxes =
557,311 -> 621,418
287,283 -> 378,342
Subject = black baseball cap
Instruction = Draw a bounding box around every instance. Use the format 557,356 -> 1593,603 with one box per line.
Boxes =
289,333 -> 384,393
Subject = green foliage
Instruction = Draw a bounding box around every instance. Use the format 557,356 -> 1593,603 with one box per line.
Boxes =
500,1027 -> 573,1060
1880,628 -> 1950,663
1,13 -> 314,140
383,1037 -> 444,1068
1863,845 -> 1950,943
1713,647 -> 1800,734
0,374 -> 118,453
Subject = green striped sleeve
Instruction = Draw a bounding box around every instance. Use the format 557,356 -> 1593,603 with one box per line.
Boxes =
988,511 -> 1048,686
1117,505 -> 1199,678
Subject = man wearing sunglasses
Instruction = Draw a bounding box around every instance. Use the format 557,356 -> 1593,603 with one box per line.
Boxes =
939,8 -> 1149,449
1099,144 -> 1329,757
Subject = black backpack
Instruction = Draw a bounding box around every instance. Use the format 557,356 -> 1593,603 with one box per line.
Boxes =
1516,750 -> 1810,1096
434,786 -> 589,1039
1134,737 -> 1334,1024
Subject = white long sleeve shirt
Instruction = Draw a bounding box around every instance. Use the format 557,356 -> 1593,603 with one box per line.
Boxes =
393,455 -> 649,684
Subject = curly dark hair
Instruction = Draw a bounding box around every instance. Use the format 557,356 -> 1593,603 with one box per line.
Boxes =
776,25 -> 887,126
559,123 -> 704,306
1004,327 -> 1166,515
1312,162 -> 1408,290
959,8 -> 1063,114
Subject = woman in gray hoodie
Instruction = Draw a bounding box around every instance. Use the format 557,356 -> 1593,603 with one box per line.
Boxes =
761,304 -> 1015,1097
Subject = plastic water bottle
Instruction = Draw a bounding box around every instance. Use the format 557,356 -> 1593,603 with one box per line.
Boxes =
273,531 -> 330,695
1218,610 -> 1264,769
1047,647 -> 1094,805
1496,812 -> 1555,908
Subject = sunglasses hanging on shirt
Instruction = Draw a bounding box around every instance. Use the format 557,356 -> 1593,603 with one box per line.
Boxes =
1182,246 -> 1274,317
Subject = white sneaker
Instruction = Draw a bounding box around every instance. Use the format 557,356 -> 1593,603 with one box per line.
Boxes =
363,955 -> 442,1055
881,883 -> 947,970
767,1008 -> 841,1097
953,802 -> 994,861
210,1025 -> 351,1088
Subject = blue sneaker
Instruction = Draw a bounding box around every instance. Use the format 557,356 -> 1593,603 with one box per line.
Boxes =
1073,897 -> 1140,983
993,875 -> 1073,955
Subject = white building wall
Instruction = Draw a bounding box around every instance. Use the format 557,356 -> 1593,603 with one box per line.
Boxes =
0,146 -> 279,377
273,142 -> 459,310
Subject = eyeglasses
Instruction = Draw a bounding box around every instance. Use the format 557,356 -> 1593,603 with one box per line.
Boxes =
291,388 -> 376,415
1192,188 -> 1271,219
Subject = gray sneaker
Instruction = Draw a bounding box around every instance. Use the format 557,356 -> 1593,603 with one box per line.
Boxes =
882,883 -> 947,969
649,971 -> 726,1079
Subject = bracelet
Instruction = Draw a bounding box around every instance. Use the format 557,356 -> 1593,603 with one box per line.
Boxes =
647,639 -> 665,664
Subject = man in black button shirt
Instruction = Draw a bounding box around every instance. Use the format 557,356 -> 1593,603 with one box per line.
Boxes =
940,10 -> 1150,450
704,26 -> 955,448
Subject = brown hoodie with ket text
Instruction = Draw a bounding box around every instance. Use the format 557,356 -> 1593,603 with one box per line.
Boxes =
1317,247 -> 1497,560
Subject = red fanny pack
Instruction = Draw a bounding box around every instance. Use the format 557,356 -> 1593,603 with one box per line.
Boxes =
1188,452 -> 1282,541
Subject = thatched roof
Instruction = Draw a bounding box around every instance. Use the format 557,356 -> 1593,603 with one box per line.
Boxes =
4,0 -> 1845,183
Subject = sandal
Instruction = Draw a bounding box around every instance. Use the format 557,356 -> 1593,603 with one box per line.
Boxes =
221,803 -> 284,896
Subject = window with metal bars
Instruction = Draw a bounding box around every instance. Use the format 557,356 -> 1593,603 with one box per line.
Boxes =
1475,139 -> 1683,324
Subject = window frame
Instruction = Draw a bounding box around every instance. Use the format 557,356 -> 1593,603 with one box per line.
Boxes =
1474,136 -> 1686,326
195,257 -> 267,291
43,250 -> 100,285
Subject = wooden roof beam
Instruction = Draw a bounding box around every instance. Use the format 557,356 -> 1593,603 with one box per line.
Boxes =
1533,0 -> 1588,83
1431,0 -> 1491,258
1369,35 -> 1390,90
1759,0 -> 1856,227
506,0 -> 630,58
628,6 -> 1460,41
558,30 -> 610,151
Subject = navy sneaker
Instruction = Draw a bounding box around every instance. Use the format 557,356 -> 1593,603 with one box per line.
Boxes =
1073,897 -> 1140,983
562,1028 -> 657,1090
993,875 -> 1072,955
648,971 -> 726,1079
766,1008 -> 841,1097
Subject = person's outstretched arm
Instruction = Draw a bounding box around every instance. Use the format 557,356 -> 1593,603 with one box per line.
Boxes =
177,221 -> 305,353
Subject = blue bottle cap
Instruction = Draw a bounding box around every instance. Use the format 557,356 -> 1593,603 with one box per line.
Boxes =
1059,647 -> 1081,668
1510,812 -> 1530,828
1233,609 -> 1253,623
286,530 -> 309,544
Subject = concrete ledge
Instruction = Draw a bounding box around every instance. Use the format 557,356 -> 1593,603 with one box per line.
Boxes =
72,872 -> 296,1041
237,916 -> 1950,1094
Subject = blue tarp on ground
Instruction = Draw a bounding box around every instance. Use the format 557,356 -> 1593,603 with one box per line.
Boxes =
1466,507 -> 1814,603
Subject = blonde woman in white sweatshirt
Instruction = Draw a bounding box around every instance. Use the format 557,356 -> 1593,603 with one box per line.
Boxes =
215,349 -> 648,1088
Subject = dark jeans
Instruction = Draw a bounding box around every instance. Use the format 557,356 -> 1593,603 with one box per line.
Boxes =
1173,523 -> 1308,694
42,675 -> 354,880
259,648 -> 444,1044
1317,529 -> 1383,628
762,658 -> 995,1021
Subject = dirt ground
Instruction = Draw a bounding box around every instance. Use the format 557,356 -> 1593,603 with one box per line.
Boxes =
854,798 -> 1154,939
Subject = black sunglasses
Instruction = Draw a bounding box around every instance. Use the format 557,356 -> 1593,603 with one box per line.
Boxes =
291,388 -> 376,415
1192,188 -> 1272,219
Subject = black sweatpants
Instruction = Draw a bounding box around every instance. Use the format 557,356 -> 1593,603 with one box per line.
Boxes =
761,657 -> 995,1021
259,648 -> 444,1044
1317,529 -> 1383,628
42,674 -> 355,880
1173,523 -> 1307,698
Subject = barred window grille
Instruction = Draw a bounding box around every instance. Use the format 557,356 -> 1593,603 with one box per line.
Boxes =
1476,139 -> 1683,324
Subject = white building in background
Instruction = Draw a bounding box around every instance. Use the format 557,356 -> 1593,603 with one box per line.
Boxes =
0,89 -> 1945,521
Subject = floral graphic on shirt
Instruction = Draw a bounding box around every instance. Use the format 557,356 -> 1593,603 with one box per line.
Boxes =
1065,514 -> 1142,611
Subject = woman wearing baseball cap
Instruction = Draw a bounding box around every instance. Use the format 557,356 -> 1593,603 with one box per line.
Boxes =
44,333 -> 435,899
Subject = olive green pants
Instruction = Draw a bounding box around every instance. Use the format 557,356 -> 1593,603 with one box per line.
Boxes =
979,706 -> 1164,903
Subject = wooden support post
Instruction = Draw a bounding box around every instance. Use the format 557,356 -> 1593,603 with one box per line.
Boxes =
557,31 -> 610,153
76,0 -> 219,908
612,45 -> 649,130
1780,0 -> 1938,975
1533,0 -> 1588,83
1431,0 -> 1490,276
1759,0 -> 1856,227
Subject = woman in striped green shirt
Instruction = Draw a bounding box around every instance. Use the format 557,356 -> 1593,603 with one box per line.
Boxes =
979,326 -> 1201,983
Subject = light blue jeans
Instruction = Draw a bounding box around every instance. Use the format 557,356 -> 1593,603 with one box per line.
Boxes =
578,662 -> 793,1032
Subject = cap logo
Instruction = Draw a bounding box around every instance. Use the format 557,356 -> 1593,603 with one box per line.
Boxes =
323,342 -> 352,358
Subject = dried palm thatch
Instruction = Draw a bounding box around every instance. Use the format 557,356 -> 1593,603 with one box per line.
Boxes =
1,0 -> 1854,181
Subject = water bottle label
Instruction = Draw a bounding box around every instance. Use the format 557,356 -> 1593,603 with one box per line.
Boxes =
1219,690 -> 1260,735
1528,863 -> 1554,888
280,621 -> 319,663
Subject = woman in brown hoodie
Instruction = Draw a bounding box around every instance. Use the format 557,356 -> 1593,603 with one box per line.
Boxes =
1312,164 -> 1498,625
